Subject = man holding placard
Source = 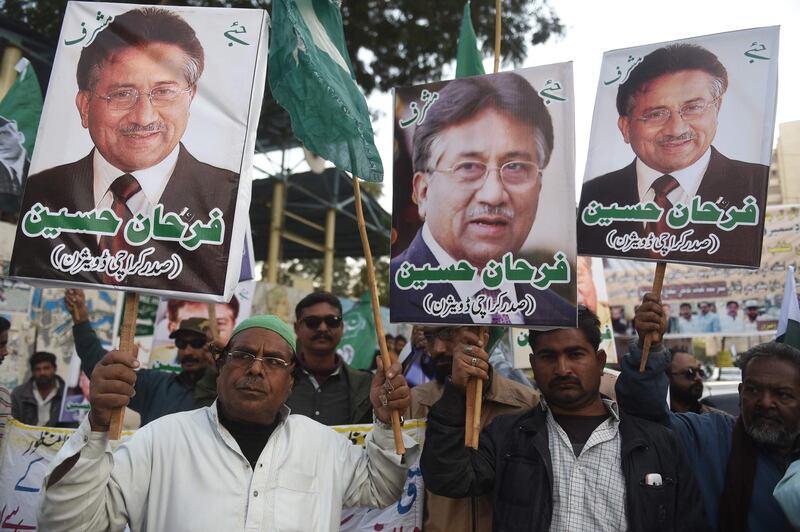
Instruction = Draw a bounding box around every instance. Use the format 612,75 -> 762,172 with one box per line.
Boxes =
38,315 -> 416,531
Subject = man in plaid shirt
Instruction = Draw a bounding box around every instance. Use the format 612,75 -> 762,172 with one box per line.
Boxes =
421,307 -> 708,531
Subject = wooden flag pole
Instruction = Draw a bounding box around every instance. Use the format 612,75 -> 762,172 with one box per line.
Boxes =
207,303 -> 220,343
639,262 -> 667,372
466,0 -> 503,450
352,176 -> 405,455
108,292 -> 139,440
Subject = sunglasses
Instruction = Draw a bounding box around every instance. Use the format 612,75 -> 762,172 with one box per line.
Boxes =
423,327 -> 460,344
670,367 -> 706,380
175,337 -> 207,350
300,315 -> 342,329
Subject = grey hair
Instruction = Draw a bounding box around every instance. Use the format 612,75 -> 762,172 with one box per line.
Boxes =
736,341 -> 800,378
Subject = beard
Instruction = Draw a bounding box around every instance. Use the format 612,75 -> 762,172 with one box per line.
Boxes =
433,358 -> 453,384
744,412 -> 800,448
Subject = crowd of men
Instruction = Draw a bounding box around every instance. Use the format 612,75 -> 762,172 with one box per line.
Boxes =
1,287 -> 798,530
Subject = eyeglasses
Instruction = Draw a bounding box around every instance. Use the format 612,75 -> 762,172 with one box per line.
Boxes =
633,98 -> 719,126
300,315 -> 342,329
428,160 -> 542,188
670,367 -> 706,380
174,337 -> 207,350
423,327 -> 460,344
92,85 -> 193,111
226,351 -> 293,371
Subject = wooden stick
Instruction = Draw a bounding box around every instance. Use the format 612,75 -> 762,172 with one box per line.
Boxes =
493,0 -> 502,73
639,262 -> 667,373
352,176 -> 405,455
207,303 -> 220,343
465,378 -> 476,447
108,292 -> 139,440
469,327 -> 490,449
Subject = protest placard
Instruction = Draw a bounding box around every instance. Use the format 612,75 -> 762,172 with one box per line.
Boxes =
390,64 -> 577,327
577,27 -> 779,268
10,2 -> 268,302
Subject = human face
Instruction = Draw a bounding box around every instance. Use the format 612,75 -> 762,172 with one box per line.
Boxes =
173,302 -> 236,344
32,361 -> 56,388
217,328 -> 295,425
529,328 -> 605,411
727,302 -> 739,318
294,302 -> 343,355
395,338 -> 407,353
679,305 -> 692,320
0,330 -> 8,365
746,307 -> 759,321
619,70 -> 720,174
700,303 -> 711,316
740,357 -> 800,450
414,109 -> 541,267
422,326 -> 464,383
669,352 -> 704,403
76,43 -> 196,172
173,331 -> 210,373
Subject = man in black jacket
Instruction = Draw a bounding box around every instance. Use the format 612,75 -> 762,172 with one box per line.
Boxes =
420,307 -> 708,531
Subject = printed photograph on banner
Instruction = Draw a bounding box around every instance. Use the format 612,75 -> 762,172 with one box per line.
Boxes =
10,2 -> 269,301
148,280 -> 254,371
390,63 -> 578,327
576,256 -> 617,362
604,203 -> 800,338
578,27 -> 779,268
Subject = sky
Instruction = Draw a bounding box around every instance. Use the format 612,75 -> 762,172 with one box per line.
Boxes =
369,0 -> 800,212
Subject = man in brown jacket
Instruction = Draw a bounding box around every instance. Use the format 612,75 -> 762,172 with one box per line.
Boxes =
407,326 -> 538,532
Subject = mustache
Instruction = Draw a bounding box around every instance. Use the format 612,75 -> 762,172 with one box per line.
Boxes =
548,376 -> 582,387
235,376 -> 267,393
466,205 -> 514,220
312,332 -> 333,340
119,122 -> 165,135
656,131 -> 696,145
179,355 -> 200,364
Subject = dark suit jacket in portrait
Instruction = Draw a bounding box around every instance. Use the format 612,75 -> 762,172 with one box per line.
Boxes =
577,146 -> 768,267
390,229 -> 576,327
11,143 -> 239,295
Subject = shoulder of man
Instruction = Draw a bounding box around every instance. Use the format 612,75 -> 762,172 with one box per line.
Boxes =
487,371 -> 538,410
342,362 -> 373,387
175,144 -> 239,186
409,380 -> 443,418
579,160 -> 638,207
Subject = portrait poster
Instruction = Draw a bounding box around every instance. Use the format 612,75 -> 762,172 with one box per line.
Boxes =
10,2 -> 270,302
148,280 -> 254,370
390,63 -> 577,327
578,27 -> 779,268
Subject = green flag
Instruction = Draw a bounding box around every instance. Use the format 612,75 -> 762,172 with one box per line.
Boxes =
776,266 -> 800,349
0,58 -> 43,200
455,1 -> 486,79
268,0 -> 383,182
338,292 -> 378,369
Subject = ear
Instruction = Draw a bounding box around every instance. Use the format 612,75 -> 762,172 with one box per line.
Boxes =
412,171 -> 430,220
618,115 -> 632,144
294,321 -> 301,334
713,95 -> 723,119
76,91 -> 91,129
528,351 -> 535,371
597,348 -> 608,368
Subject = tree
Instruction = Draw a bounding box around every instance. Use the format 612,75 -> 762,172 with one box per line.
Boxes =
2,0 -> 563,94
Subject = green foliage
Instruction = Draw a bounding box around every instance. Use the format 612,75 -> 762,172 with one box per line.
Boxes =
3,0 -> 563,93
281,255 -> 391,303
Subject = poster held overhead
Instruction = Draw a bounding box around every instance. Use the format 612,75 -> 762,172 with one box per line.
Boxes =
10,2 -> 269,303
390,63 -> 578,328
577,27 -> 779,268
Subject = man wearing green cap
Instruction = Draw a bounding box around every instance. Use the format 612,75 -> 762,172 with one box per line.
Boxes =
39,314 -> 416,531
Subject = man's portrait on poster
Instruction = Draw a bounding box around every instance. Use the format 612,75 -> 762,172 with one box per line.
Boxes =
577,42 -> 770,267
11,7 -> 240,294
390,71 -> 576,326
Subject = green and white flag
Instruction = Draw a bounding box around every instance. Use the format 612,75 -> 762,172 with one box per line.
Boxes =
776,265 -> 800,349
268,0 -> 383,181
338,292 -> 377,369
455,1 -> 485,79
0,58 -> 43,200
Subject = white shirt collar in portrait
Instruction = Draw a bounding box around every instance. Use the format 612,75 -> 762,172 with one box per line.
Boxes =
421,222 -> 523,323
92,144 -> 180,214
635,147 -> 711,207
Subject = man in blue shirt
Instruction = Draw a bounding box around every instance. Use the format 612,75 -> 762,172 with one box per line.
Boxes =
617,293 -> 800,531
